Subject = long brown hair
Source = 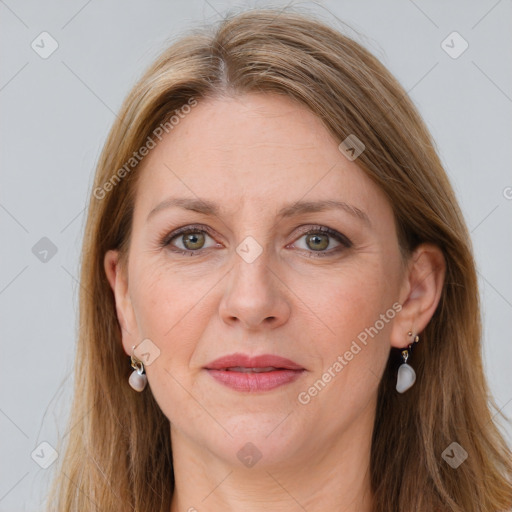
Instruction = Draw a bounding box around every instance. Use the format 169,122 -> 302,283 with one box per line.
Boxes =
47,8 -> 512,511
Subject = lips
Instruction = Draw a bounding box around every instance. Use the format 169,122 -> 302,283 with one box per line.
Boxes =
204,353 -> 305,392
205,353 -> 304,371
222,366 -> 281,373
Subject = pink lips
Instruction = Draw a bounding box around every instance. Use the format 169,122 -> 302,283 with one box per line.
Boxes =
204,353 -> 305,392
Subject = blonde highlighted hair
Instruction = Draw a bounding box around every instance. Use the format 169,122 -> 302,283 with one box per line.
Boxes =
47,8 -> 512,511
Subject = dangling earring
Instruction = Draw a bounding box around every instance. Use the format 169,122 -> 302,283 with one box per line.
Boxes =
129,344 -> 147,392
396,331 -> 419,393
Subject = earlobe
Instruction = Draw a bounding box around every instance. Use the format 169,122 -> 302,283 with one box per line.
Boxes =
390,243 -> 446,349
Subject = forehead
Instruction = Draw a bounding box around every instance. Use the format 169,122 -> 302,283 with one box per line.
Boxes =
133,93 -> 387,221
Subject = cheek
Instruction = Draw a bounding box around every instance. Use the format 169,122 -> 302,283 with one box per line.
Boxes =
130,260 -> 215,339
296,278 -> 392,431
309,259 -> 396,343
299,259 -> 396,402
129,269 -> 212,422
128,261 -> 229,396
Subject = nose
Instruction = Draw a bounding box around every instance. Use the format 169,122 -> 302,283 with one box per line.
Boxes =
219,248 -> 291,330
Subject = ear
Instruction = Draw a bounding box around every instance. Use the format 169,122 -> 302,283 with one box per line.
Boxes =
104,249 -> 138,357
390,243 -> 446,348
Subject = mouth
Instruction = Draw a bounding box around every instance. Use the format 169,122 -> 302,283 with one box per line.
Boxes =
219,366 -> 287,373
204,353 -> 305,392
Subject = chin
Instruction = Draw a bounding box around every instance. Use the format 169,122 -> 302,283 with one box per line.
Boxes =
202,415 -> 306,468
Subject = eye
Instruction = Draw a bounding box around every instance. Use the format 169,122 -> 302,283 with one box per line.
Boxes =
162,225 -> 220,254
160,224 -> 351,257
289,226 -> 352,257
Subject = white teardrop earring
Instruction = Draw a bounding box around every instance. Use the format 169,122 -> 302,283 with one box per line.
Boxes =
129,344 -> 147,392
396,332 -> 419,394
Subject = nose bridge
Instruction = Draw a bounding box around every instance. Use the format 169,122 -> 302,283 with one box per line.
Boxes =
219,236 -> 291,329
232,244 -> 272,295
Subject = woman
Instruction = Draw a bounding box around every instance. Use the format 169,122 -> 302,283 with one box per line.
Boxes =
47,8 -> 512,512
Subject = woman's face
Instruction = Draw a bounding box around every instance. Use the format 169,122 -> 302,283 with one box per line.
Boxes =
107,93 -> 410,469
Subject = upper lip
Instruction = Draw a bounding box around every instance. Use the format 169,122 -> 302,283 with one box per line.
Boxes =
205,353 -> 304,371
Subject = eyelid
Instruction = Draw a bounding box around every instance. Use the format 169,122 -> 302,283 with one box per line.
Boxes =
288,225 -> 353,254
162,224 -> 218,247
292,225 -> 352,245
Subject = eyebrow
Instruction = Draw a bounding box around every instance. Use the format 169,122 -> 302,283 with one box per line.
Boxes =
147,197 -> 371,227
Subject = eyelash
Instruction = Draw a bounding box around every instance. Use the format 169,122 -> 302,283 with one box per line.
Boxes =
160,224 -> 352,258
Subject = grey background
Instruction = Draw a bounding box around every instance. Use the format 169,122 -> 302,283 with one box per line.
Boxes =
1,0 -> 511,510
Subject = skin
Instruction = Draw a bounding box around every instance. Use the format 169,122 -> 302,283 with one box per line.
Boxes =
105,93 -> 445,511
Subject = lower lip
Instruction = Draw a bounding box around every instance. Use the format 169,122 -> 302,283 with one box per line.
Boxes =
205,369 -> 304,392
